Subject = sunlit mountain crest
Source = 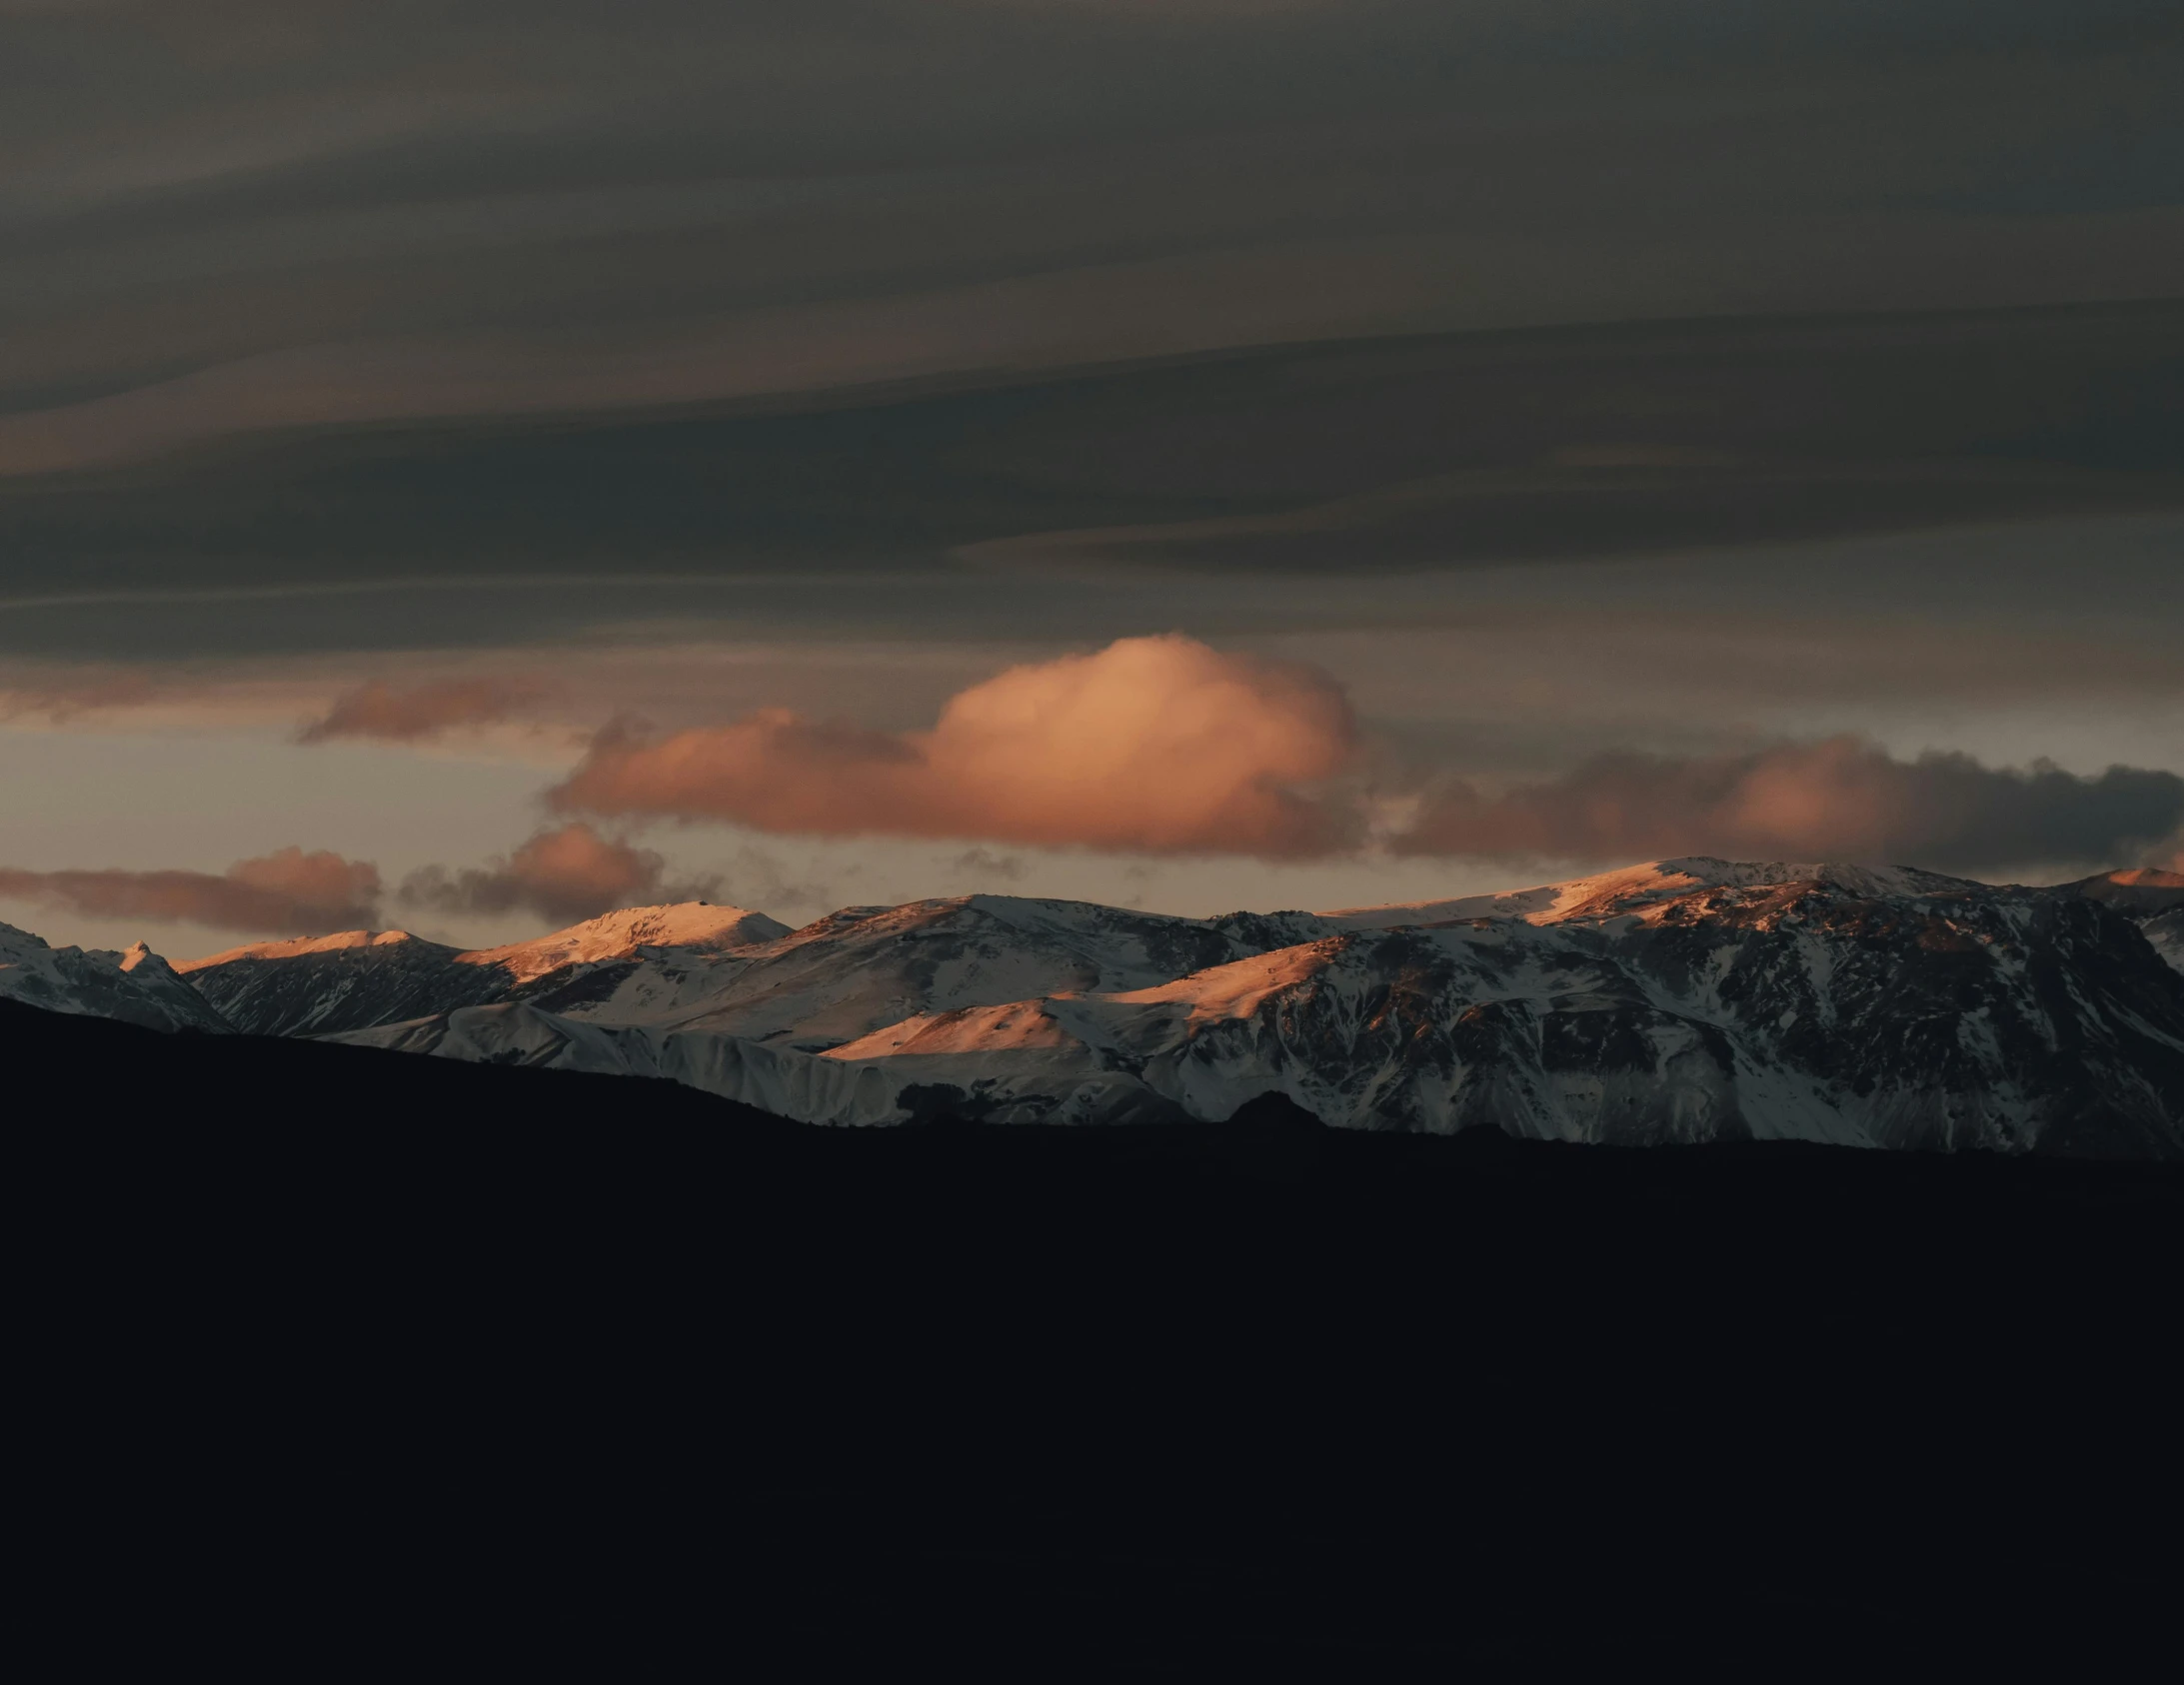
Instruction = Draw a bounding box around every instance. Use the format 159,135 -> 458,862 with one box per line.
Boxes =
1314,856 -> 1980,929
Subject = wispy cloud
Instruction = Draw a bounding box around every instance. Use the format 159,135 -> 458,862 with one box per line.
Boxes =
0,846 -> 381,933
297,677 -> 544,743
948,846 -> 1025,882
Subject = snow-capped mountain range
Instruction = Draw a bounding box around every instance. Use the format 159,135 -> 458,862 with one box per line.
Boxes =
8,859 -> 2182,1154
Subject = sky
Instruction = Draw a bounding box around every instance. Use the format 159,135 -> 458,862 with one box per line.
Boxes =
2,1 -> 2180,958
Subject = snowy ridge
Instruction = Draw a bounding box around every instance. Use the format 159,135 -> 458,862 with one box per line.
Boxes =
1,921 -> 231,1031
456,901 -> 790,983
16,858 -> 2180,1154
330,867 -> 2184,1156
2057,867 -> 2184,920
174,928 -> 436,972
1316,856 -> 1980,930
662,895 -> 1252,1047
178,900 -> 793,1036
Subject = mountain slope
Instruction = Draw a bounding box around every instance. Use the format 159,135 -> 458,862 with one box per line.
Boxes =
2047,867 -> 2184,976
179,929 -> 507,1037
457,903 -> 792,983
661,895 -> 1258,1049
1,921 -> 231,1031
2052,867 -> 2184,923
333,865 -> 2184,1156
44,859 -> 2184,1154
2145,910 -> 2184,972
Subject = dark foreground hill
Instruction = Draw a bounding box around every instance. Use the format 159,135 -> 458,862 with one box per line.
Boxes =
12,998 -> 2180,1670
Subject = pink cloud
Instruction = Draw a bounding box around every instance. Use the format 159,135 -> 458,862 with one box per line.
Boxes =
551,635 -> 1358,856
398,824 -> 709,922
298,678 -> 541,744
0,846 -> 383,933
1393,737 -> 2184,871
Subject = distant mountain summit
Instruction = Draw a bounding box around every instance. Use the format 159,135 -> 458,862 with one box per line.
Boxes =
2052,868 -> 2184,972
2056,866 -> 2184,916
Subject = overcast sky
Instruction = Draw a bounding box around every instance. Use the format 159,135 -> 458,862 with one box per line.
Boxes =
2,1 -> 2179,955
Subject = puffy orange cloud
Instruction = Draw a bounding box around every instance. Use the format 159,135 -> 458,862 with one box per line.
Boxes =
298,678 -> 541,744
398,824 -> 708,922
551,635 -> 1358,856
1393,737 -> 2184,871
0,847 -> 383,933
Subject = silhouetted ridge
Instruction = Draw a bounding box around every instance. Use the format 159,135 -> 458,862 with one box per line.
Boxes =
16,992 -> 2179,1668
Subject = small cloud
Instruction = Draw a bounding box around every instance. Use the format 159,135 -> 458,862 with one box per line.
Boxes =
948,847 -> 1025,881
298,678 -> 545,745
398,823 -> 714,924
0,846 -> 382,934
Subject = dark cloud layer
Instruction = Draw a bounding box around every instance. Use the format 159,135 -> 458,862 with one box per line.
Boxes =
297,677 -> 540,742
4,303 -> 2179,610
1395,738 -> 2184,873
0,846 -> 381,933
0,1 -> 2177,664
2,1 -> 2177,488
